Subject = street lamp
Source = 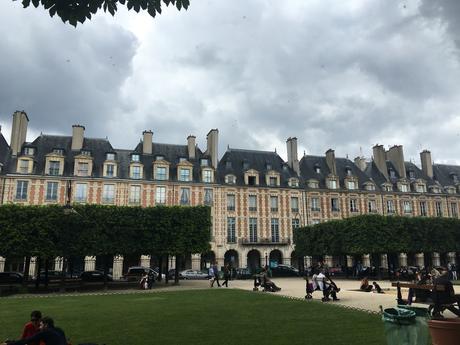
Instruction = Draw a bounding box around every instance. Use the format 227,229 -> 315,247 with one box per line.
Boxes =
264,251 -> 268,268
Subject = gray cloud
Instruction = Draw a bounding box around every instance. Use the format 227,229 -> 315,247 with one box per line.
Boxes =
0,0 -> 459,165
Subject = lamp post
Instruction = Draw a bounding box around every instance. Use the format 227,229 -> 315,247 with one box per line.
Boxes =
265,251 -> 268,268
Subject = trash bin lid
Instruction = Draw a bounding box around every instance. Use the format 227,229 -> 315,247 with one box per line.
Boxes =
383,308 -> 416,325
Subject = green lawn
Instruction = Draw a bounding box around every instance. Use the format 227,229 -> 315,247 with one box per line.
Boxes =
0,289 -> 385,345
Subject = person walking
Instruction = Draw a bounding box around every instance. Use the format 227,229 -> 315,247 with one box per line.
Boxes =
452,263 -> 458,281
208,265 -> 215,287
211,262 -> 220,287
221,264 -> 230,287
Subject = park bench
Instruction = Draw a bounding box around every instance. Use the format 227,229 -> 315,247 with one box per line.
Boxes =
392,282 -> 460,317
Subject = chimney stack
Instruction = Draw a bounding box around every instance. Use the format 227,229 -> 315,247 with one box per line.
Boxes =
354,156 -> 367,172
387,145 -> 406,179
142,130 -> 153,154
420,150 -> 433,179
187,135 -> 196,160
325,149 -> 337,175
206,129 -> 219,168
286,137 -> 300,175
10,111 -> 29,156
372,144 -> 389,180
71,125 -> 85,151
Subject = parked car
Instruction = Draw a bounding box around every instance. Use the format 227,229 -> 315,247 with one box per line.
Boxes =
80,270 -> 113,282
0,272 -> 24,284
35,270 -> 68,283
179,269 -> 211,280
123,267 -> 159,282
235,268 -> 252,279
271,264 -> 299,277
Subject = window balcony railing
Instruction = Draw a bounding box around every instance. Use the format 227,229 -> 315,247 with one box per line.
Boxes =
310,207 -> 321,212
227,237 -> 237,244
270,207 -> 278,212
227,206 -> 235,211
249,206 -> 257,212
239,238 -> 290,245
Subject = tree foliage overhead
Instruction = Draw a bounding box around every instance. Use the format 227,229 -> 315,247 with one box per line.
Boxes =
294,215 -> 460,257
15,0 -> 191,27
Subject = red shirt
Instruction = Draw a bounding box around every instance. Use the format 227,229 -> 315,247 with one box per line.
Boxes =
21,321 -> 40,345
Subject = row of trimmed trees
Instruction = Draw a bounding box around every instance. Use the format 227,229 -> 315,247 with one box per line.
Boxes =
294,215 -> 460,263
0,204 -> 211,287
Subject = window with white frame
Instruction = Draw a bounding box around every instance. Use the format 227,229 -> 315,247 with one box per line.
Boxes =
292,218 -> 300,230
314,166 -> 321,174
416,184 -> 426,193
105,164 -> 115,177
180,188 -> 190,205
106,153 -> 115,160
155,186 -> 166,204
131,154 -> 140,162
347,181 -> 356,190
225,175 -> 236,184
103,184 -> 115,204
179,157 -> 187,163
419,201 -> 427,216
308,180 -> 319,188
227,217 -> 236,243
270,196 -> 278,212
400,184 -> 409,192
19,159 -> 29,174
368,200 -> 377,213
289,178 -> 299,187
451,202 -> 458,218
249,195 -> 257,211
403,200 -> 412,213
46,181 -> 59,201
204,188 -> 213,206
435,201 -> 443,217
203,169 -> 212,183
53,149 -> 64,155
227,194 -> 235,211
384,185 -> 393,192
365,184 -> 376,191
249,218 -> 258,242
350,199 -> 358,212
328,179 -> 338,189
75,183 -> 87,202
311,197 -> 320,211
129,185 -> 141,204
291,197 -> 299,212
16,180 -> 28,200
271,218 -> 280,243
49,161 -> 60,176
24,147 -> 35,155
386,200 -> 395,214
200,159 -> 208,167
155,166 -> 167,180
269,176 -> 277,187
131,165 -> 141,179
77,162 -> 89,176
331,198 -> 340,212
179,168 -> 190,182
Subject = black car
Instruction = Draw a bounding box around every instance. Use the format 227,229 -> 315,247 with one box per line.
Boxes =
35,270 -> 67,283
123,267 -> 159,282
0,272 -> 24,284
80,270 -> 113,282
271,264 -> 300,277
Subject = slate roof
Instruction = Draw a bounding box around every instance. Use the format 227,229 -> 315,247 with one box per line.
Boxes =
404,161 -> 437,187
217,148 -> 298,187
433,164 -> 460,188
300,155 -> 375,190
0,132 -> 10,174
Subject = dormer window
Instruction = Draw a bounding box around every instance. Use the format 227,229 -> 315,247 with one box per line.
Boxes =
314,165 -> 321,174
365,184 -> 375,191
77,162 -> 89,176
53,148 -> 64,155
226,161 -> 232,169
346,181 -> 356,190
416,184 -> 426,193
382,184 -> 392,192
225,174 -> 236,184
243,161 -> 250,170
289,178 -> 299,188
131,154 -> 140,162
345,168 -> 352,176
327,179 -> 338,189
248,176 -> 256,185
24,147 -> 35,156
19,159 -> 30,174
81,150 -> 91,156
201,159 -> 209,167
451,174 -> 459,184
266,163 -> 272,170
430,186 -> 441,194
202,169 -> 213,183
179,157 -> 187,163
179,168 -> 191,182
106,153 -> 115,161
131,165 -> 141,179
49,161 -> 60,176
445,186 -> 456,194
389,169 -> 396,178
400,184 -> 409,192
156,155 -> 164,161
308,180 -> 319,189
408,170 -> 415,179
269,176 -> 277,187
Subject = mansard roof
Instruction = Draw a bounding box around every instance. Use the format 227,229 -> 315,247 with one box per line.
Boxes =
404,161 -> 437,186
300,155 -> 374,190
217,148 -> 298,187
433,164 -> 460,188
0,132 -> 10,174
132,142 -> 207,181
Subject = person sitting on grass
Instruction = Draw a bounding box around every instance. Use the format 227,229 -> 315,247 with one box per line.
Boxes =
360,277 -> 373,292
3,316 -> 67,345
20,310 -> 42,345
372,281 -> 384,293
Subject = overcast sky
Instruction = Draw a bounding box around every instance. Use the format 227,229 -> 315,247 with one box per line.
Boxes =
0,0 -> 459,165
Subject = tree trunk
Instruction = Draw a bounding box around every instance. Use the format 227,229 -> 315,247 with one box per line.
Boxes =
44,259 -> 49,290
158,255 -> 163,282
23,256 -> 31,288
35,257 -> 41,290
174,255 -> 180,284
60,257 -> 67,292
103,255 -> 109,290
165,255 -> 169,284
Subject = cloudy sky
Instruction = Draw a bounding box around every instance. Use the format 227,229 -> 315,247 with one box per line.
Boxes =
0,0 -> 459,165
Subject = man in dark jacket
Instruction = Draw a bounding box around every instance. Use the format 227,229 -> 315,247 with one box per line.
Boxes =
4,316 -> 67,345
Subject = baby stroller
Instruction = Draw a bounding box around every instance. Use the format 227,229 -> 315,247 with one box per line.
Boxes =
305,276 -> 314,299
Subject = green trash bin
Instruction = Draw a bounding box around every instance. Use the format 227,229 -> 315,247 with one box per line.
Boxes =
397,305 -> 431,345
382,308 -> 417,345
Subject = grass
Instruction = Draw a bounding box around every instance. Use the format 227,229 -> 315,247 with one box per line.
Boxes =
0,289 -> 385,345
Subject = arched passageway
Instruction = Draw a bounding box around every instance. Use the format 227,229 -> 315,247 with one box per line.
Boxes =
224,250 -> 239,268
269,250 -> 283,267
247,250 -> 261,273
201,251 -> 216,270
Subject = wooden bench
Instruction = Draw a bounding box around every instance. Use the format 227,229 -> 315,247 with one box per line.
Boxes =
392,282 -> 460,317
